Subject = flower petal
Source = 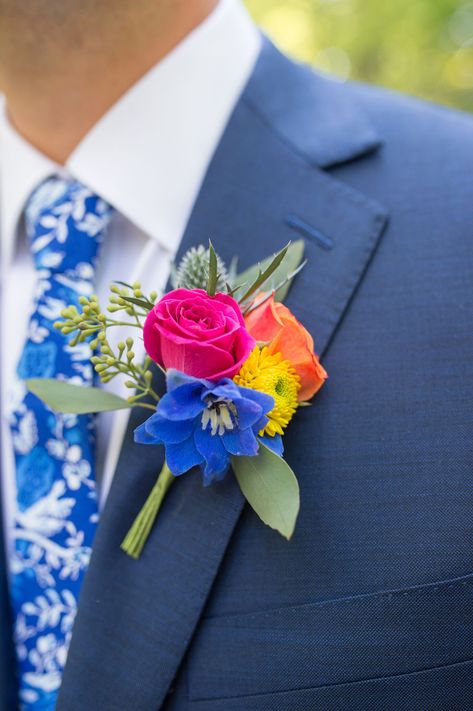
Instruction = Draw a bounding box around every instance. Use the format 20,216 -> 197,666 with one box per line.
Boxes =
145,413 -> 196,444
166,369 -> 201,392
254,413 -> 270,434
244,293 -> 284,341
201,378 -> 240,402
236,386 -> 275,417
158,383 -> 204,421
232,397 -> 265,431
160,337 -> 237,381
134,421 -> 161,445
222,427 -> 259,457
259,433 -> 284,456
166,436 -> 204,475
194,427 -> 230,485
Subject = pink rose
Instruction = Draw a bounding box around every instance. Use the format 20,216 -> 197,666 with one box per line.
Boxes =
143,288 -> 255,381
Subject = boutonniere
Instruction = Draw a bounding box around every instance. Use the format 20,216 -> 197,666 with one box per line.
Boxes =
27,240 -> 327,557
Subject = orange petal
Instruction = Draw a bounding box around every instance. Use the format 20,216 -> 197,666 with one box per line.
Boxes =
244,294 -> 283,342
269,320 -> 327,401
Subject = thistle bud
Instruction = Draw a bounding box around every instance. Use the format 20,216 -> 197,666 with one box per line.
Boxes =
172,245 -> 229,291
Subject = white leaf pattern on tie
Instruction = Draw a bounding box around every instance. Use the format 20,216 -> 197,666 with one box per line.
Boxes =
8,177 -> 113,710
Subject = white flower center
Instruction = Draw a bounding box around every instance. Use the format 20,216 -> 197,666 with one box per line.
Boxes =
201,397 -> 237,436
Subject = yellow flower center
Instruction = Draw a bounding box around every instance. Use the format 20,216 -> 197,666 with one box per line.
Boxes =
234,346 -> 301,437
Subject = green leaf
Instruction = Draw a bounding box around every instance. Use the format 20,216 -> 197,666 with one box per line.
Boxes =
236,239 -> 305,303
228,255 -> 239,284
238,243 -> 289,304
119,295 -> 154,311
207,240 -> 218,296
26,379 -> 131,414
113,280 -> 135,288
232,444 -> 300,539
242,260 -> 307,316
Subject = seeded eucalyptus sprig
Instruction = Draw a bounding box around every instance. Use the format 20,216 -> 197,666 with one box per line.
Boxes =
108,281 -> 158,318
54,282 -> 160,405
54,282 -> 156,343
90,336 -> 159,405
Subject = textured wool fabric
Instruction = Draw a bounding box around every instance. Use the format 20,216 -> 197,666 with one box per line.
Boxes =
1,36 -> 472,711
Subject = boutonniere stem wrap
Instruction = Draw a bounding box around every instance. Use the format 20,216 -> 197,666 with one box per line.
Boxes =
27,241 -> 327,558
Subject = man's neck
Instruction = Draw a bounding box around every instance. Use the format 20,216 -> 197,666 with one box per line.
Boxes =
0,0 -> 218,164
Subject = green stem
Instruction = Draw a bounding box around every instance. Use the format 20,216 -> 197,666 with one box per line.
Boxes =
132,402 -> 157,411
105,320 -> 143,328
120,461 -> 175,559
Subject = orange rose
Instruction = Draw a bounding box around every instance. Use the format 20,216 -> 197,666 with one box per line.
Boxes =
245,294 -> 327,401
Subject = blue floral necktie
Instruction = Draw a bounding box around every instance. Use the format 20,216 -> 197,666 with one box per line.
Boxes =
8,177 -> 113,710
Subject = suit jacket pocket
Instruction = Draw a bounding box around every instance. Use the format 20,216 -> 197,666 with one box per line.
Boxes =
187,572 -> 473,703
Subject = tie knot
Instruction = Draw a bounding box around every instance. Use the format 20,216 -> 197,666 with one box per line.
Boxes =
25,176 -> 113,276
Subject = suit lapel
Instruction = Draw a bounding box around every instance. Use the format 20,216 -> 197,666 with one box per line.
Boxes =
57,40 -> 389,710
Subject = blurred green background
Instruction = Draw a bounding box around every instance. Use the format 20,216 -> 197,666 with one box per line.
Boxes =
245,0 -> 473,113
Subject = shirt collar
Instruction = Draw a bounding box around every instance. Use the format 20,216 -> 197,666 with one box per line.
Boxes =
0,100 -> 57,267
0,0 -> 260,264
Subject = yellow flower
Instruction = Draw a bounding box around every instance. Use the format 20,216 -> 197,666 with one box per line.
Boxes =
234,346 -> 301,437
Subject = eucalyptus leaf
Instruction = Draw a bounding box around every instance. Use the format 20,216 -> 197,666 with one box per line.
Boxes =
26,379 -> 131,414
236,239 -> 305,303
232,444 -> 300,539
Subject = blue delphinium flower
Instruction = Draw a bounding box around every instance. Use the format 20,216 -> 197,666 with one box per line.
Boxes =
134,369 -> 281,485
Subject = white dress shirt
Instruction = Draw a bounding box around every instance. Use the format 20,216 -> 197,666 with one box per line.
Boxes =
0,0 -> 261,546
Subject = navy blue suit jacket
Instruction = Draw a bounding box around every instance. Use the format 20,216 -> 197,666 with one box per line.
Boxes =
1,38 -> 473,711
